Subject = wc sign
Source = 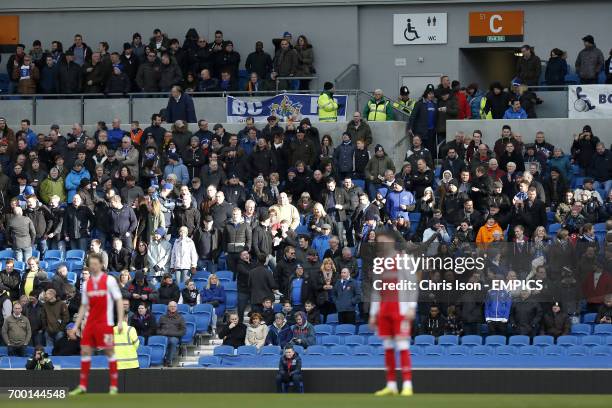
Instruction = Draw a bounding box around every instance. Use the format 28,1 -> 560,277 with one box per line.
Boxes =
393,13 -> 447,45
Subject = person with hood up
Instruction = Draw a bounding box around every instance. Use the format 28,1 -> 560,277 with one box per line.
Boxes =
266,312 -> 293,348
127,270 -> 158,312
484,82 -> 512,119
540,301 -> 570,338
39,167 -> 66,204
288,310 -> 315,348
64,160 -> 90,203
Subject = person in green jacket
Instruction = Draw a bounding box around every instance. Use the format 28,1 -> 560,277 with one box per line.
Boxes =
317,82 -> 339,122
364,144 -> 395,198
363,89 -> 394,121
39,167 -> 66,205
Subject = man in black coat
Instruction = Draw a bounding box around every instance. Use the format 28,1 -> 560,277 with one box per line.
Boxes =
469,166 -> 493,213
210,191 -> 234,229
522,187 -> 547,237
274,246 -> 298,296
192,215 -> 222,272
172,194 -> 200,237
56,51 -> 82,94
248,254 -> 279,313
109,195 -> 137,251
108,237 -> 131,272
251,214 -> 274,263
408,88 -> 437,153
166,86 -> 196,124
320,178 -> 351,247
245,41 -> 272,80
223,207 -> 252,277
509,290 -> 543,336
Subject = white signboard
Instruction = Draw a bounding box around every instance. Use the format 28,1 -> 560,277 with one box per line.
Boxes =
568,85 -> 612,118
393,13 -> 448,45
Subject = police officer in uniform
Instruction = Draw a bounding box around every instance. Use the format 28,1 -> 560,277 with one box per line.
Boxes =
393,86 -> 415,116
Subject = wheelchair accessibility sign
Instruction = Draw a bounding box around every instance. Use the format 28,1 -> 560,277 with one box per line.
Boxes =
568,85 -> 612,118
393,13 -> 447,45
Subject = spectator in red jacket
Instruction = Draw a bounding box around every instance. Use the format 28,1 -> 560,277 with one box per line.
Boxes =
582,261 -> 612,313
452,80 -> 471,120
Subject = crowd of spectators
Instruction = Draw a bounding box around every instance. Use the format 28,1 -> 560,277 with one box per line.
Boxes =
3,29 -> 315,95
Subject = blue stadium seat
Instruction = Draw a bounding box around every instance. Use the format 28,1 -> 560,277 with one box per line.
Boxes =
260,345 -> 281,356
542,345 -> 565,356
225,288 -> 238,310
557,335 -> 578,347
409,345 -> 422,356
198,356 -> 221,367
352,345 -> 372,356
215,270 -> 234,282
13,261 -> 25,273
66,260 -> 83,274
181,322 -> 196,344
548,223 -> 561,234
571,323 -> 592,336
65,249 -> 85,262
471,345 -> 493,356
137,354 -> 151,368
484,335 -> 506,347
321,335 -> 342,347
213,345 -> 235,357
533,335 -> 554,347
437,335 -> 459,346
292,345 -> 305,355
546,211 -> 555,224
66,272 -> 77,285
590,345 -> 611,357
593,324 -> 612,336
367,336 -> 383,347
509,335 -> 530,347
423,345 -> 445,356
358,324 -> 374,337
0,249 -> 14,260
581,335 -> 603,347
314,324 -> 333,336
326,314 -> 339,324
31,249 -> 40,260
177,304 -> 190,315
414,335 -> 435,346
594,223 -> 606,232
329,345 -> 351,356
38,261 -> 49,271
518,345 -> 540,356
447,345 -> 469,356
495,345 -> 517,356
566,345 -> 588,356
582,313 -> 598,324
461,335 -> 483,346
352,179 -> 365,190
146,336 -> 168,366
237,345 -> 258,356
306,345 -> 327,355
335,324 -> 356,336
192,304 -> 213,333
571,176 -> 585,189
344,335 -> 365,346
0,347 -> 7,357
43,249 -> 63,262
152,304 -> 167,314
46,271 -> 55,280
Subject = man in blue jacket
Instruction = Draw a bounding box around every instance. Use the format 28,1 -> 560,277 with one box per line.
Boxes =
166,85 -> 196,123
163,153 -> 189,186
484,280 -> 513,335
333,268 -> 361,324
276,345 -> 303,393
266,313 -> 293,349
385,180 -> 415,221
503,99 -> 528,120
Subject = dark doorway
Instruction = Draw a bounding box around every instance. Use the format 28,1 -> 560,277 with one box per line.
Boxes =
459,47 -> 518,89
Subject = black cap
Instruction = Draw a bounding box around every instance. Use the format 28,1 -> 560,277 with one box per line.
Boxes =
399,86 -> 409,96
324,81 -> 334,91
123,42 -> 132,51
582,35 -> 595,44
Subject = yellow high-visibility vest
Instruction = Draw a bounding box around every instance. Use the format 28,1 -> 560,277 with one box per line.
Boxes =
367,100 -> 389,121
480,96 -> 492,119
318,92 -> 339,122
393,98 -> 415,115
113,325 -> 140,370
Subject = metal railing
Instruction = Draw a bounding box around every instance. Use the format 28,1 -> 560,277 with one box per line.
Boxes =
334,64 -> 359,90
274,76 -> 318,92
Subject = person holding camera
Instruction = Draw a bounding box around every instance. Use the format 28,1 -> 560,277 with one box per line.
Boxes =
25,346 -> 54,370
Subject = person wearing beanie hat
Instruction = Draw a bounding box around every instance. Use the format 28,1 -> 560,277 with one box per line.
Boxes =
576,34 -> 604,84
318,81 -> 339,122
365,143 -> 395,198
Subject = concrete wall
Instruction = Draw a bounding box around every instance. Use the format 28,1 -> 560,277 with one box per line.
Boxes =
2,1 -> 611,98
27,121 -> 409,169
446,118 -> 612,154
0,94 -> 359,126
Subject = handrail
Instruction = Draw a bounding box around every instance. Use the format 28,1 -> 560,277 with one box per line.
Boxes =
334,64 -> 359,84
274,76 -> 318,92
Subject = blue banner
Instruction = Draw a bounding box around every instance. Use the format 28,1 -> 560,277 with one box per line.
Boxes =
226,93 -> 347,123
